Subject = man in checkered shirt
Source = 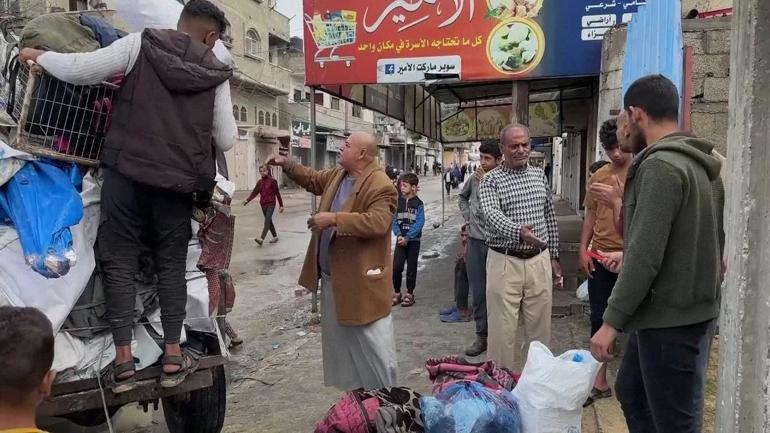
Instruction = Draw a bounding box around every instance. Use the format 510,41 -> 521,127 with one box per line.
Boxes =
478,123 -> 562,369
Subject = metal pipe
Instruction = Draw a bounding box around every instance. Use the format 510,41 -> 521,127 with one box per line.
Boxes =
309,86 -> 318,313
310,86 -> 318,213
403,127 -> 408,172
440,141 -> 445,225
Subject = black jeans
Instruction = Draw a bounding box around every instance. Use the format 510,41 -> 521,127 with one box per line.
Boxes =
98,169 -> 192,346
466,238 -> 489,338
260,203 -> 277,239
393,241 -> 420,294
588,260 -> 618,336
445,182 -> 451,195
616,319 -> 715,433
454,258 -> 469,310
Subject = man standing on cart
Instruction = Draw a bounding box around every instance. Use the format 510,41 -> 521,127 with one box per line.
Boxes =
20,0 -> 237,392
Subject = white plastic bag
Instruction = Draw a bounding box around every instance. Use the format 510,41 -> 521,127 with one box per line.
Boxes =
116,0 -> 232,66
576,280 -> 589,302
512,341 -> 600,433
116,0 -> 182,32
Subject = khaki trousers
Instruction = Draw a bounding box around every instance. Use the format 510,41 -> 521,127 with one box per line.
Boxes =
486,249 -> 552,369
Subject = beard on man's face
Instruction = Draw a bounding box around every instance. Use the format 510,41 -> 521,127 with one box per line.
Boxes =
628,123 -> 647,154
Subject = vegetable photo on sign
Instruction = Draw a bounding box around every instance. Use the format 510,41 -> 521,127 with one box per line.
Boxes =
487,17 -> 545,75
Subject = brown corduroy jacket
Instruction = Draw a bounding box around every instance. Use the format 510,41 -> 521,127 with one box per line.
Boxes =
285,159 -> 397,326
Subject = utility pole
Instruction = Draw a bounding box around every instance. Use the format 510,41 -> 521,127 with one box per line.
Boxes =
716,0 -> 770,431
309,86 -> 318,313
403,123 -> 408,172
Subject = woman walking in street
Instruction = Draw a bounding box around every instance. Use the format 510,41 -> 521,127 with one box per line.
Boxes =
243,165 -> 284,245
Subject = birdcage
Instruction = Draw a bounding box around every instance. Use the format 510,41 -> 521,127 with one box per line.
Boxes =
8,65 -> 119,166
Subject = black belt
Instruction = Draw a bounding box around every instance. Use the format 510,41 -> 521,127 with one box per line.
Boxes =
490,246 -> 547,260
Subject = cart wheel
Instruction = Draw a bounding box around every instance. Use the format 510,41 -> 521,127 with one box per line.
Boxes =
345,60 -> 351,67
162,365 -> 227,433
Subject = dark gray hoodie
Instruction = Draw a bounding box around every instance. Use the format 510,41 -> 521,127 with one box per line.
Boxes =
603,133 -> 724,332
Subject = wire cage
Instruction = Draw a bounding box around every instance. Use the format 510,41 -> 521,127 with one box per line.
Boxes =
9,66 -> 119,166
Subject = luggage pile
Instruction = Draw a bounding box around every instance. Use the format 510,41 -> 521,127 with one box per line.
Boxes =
0,6 -> 234,385
315,344 -> 600,433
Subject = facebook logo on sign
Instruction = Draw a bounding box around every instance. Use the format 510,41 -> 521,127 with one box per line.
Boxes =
384,64 -> 395,75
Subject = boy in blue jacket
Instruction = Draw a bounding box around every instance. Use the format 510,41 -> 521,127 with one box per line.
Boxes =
391,173 -> 425,307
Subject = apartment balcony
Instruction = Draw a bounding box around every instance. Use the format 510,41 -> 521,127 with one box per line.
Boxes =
231,62 -> 290,97
268,11 -> 291,47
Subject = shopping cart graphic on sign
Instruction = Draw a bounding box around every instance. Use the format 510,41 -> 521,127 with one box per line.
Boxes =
304,12 -> 357,68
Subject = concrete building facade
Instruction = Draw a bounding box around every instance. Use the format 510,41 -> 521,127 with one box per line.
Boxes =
215,0 -> 292,191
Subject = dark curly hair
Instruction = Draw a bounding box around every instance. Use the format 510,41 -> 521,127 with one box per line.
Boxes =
399,172 -> 419,186
0,306 -> 53,404
479,139 -> 502,159
180,0 -> 228,36
599,118 -> 618,151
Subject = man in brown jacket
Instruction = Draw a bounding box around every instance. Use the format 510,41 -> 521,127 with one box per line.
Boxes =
267,131 -> 398,390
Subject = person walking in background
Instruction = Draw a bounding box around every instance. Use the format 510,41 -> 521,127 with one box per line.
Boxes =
243,165 -> 284,246
457,140 -> 502,356
391,173 -> 425,308
267,131 -> 398,390
590,75 -> 724,433
579,118 -> 632,406
424,162 -> 429,177
444,168 -> 453,196
479,124 -> 562,369
460,164 -> 468,183
452,165 -> 461,189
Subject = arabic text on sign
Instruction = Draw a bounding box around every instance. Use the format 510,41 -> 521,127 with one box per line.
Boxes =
363,0 -> 475,34
581,14 -> 617,28
357,35 -> 483,55
581,27 -> 611,41
376,55 -> 461,84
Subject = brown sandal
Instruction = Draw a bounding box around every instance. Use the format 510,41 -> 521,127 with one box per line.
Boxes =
583,387 -> 613,407
101,357 -> 139,394
401,293 -> 415,307
392,293 -> 402,306
160,347 -> 201,389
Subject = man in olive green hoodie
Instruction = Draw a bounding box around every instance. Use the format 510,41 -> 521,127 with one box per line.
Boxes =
590,75 -> 724,433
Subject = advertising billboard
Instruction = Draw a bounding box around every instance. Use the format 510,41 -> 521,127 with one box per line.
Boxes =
303,0 -> 642,85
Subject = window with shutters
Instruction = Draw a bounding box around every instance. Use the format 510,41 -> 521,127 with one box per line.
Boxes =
245,29 -> 261,58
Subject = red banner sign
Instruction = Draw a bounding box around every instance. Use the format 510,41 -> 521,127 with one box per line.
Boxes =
303,0 -> 641,86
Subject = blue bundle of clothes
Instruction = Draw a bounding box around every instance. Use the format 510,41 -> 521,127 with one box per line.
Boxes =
421,381 -> 522,433
0,160 -> 83,278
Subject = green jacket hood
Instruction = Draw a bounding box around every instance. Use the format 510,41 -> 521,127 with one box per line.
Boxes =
643,133 -> 722,181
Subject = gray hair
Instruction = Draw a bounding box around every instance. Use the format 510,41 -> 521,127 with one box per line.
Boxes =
500,123 -> 531,143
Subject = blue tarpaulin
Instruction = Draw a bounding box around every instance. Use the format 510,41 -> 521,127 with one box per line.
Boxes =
0,160 -> 83,278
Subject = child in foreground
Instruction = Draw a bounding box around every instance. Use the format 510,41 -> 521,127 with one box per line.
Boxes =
0,306 -> 56,433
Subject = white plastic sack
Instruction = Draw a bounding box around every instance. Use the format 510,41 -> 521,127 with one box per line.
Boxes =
576,280 -> 589,303
116,0 -> 182,32
116,0 -> 232,65
512,341 -> 600,433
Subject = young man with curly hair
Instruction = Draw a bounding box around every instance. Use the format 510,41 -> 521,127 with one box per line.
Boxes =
580,118 -> 632,405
